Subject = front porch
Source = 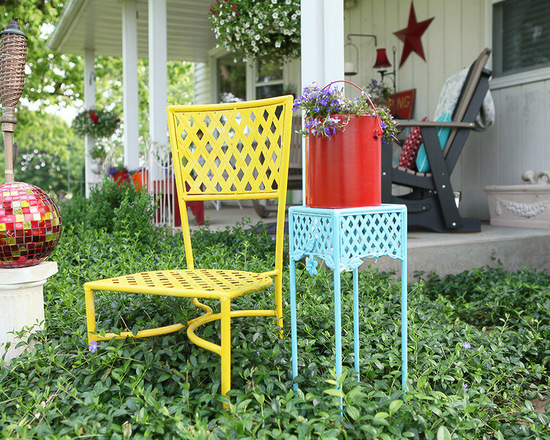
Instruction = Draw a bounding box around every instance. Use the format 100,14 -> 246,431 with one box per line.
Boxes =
192,203 -> 550,279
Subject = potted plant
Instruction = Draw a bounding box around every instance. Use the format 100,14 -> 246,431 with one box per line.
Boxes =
71,108 -> 121,139
364,79 -> 393,110
293,81 -> 398,208
208,0 -> 300,64
107,164 -> 130,186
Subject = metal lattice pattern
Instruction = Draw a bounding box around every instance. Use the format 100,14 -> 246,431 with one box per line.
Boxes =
290,213 -> 335,263
339,211 -> 405,262
87,269 -> 273,297
290,207 -> 406,271
170,103 -> 287,198
289,205 -> 409,393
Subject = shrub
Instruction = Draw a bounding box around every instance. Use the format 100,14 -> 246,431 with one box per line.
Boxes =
60,176 -> 160,245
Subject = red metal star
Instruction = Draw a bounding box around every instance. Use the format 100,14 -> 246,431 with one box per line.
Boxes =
394,2 -> 434,68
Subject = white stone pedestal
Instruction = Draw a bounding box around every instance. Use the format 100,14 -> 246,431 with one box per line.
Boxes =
0,261 -> 58,364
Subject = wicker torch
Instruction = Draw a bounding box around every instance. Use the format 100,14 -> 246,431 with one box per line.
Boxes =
0,18 -> 28,183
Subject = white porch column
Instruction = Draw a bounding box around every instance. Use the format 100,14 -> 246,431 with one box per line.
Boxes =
300,0 -> 344,87
300,0 -> 344,198
148,0 -> 168,182
122,0 -> 140,170
84,49 -> 98,197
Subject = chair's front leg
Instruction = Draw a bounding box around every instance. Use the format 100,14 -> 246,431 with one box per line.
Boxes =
381,139 -> 394,203
220,298 -> 232,399
420,126 -> 461,229
84,285 -> 97,344
275,272 -> 284,337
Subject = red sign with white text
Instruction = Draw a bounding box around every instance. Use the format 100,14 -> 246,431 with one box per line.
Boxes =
386,89 -> 416,119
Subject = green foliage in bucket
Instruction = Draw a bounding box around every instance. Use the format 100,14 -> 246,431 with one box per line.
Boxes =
293,81 -> 399,144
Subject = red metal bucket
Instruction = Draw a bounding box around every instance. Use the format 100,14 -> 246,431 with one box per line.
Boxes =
305,114 -> 382,208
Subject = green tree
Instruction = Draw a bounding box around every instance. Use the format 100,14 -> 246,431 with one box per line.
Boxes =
0,1 -> 194,194
1,1 -> 84,107
0,110 -> 84,197
0,0 -> 84,194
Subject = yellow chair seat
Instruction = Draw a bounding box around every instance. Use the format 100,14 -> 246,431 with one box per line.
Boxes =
85,269 -> 273,300
85,269 -> 275,360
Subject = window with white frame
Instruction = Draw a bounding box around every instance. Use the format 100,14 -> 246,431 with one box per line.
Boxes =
255,61 -> 284,99
493,0 -> 550,76
217,53 -> 246,103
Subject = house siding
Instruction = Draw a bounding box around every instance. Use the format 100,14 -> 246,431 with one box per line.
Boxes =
194,0 -> 550,221
341,0 -> 550,221
193,62 -> 210,105
343,0 -> 494,219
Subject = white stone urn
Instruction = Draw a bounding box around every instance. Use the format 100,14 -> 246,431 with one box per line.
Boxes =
0,261 -> 57,363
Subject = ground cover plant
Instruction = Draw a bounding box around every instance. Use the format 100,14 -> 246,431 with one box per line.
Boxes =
1,185 -> 549,439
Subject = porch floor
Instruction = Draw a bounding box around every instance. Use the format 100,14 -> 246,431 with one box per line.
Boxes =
189,204 -> 550,280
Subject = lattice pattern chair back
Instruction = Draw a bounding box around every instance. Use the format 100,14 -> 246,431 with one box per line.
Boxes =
167,96 -> 293,270
169,99 -> 290,199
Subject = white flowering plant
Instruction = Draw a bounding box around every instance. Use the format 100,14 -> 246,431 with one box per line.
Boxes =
209,0 -> 301,64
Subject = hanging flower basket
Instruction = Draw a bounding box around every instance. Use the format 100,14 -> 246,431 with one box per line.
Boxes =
209,0 -> 301,64
71,108 -> 120,139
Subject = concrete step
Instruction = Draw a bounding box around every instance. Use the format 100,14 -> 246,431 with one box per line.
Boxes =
372,224 -> 550,281
191,206 -> 550,280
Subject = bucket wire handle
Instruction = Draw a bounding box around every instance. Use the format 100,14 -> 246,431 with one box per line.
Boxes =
323,80 -> 383,138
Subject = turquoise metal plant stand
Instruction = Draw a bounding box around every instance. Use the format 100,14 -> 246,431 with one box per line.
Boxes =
289,205 -> 408,390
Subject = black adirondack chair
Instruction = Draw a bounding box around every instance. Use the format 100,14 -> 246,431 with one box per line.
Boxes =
382,48 -> 493,232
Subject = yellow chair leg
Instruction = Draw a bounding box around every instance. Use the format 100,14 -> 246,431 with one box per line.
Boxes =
220,298 -> 231,404
275,274 -> 284,337
84,286 -> 97,344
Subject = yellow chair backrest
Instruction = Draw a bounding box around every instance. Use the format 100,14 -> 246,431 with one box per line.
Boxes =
167,96 -> 294,270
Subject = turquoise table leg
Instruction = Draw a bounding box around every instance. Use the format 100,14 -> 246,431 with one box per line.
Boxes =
290,254 -> 299,392
401,255 -> 408,389
353,268 -> 360,380
334,267 -> 342,382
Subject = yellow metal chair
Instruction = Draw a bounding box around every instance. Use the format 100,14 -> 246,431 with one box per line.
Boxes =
84,95 -> 293,399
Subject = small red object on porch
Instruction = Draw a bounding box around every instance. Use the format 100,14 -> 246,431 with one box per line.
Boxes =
111,169 -> 130,186
153,179 -> 205,227
386,89 -> 416,119
131,170 -> 148,191
373,48 -> 392,69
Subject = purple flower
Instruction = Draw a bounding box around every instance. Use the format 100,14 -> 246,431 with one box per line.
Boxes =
464,382 -> 469,393
462,342 -> 471,349
89,340 -> 98,353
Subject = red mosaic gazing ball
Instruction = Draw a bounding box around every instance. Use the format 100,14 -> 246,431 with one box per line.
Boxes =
0,182 -> 63,268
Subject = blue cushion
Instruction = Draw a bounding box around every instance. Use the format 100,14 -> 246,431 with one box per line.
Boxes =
415,112 -> 452,173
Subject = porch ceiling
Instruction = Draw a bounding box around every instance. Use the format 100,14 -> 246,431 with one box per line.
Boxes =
49,0 -> 217,62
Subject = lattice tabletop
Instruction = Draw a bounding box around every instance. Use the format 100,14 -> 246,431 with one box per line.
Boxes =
289,205 -> 408,389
